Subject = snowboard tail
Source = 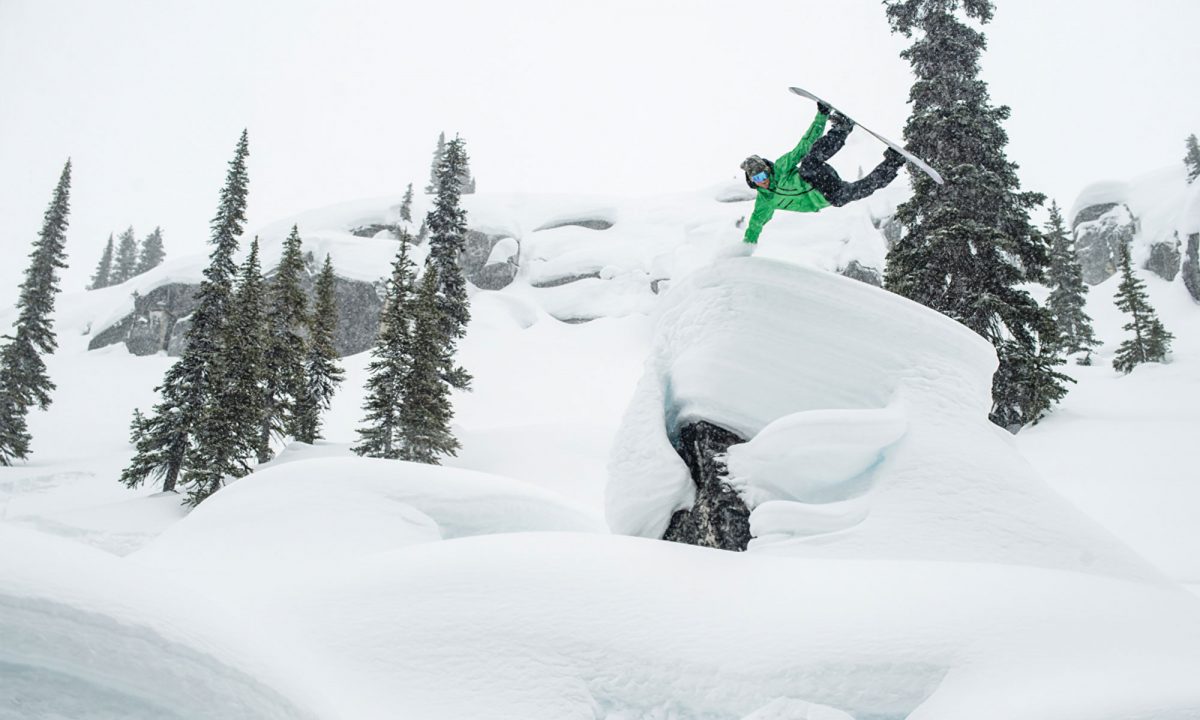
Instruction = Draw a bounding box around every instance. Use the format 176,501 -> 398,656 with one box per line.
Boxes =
788,86 -> 944,185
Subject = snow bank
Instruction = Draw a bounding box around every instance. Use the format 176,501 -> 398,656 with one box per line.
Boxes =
0,525 -> 332,719
607,258 -> 1166,583
131,454 -> 605,597
269,532 -> 1200,720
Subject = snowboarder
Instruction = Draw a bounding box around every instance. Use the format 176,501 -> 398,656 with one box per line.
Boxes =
739,102 -> 905,246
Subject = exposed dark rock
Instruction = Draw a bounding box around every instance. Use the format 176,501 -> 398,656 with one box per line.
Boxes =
1072,203 -> 1137,285
327,274 -> 384,356
662,421 -> 752,552
88,315 -> 135,353
879,215 -> 903,250
716,188 -> 755,203
167,316 -> 193,356
1183,233 -> 1200,303
1145,236 -> 1181,281
1071,202 -> 1119,228
87,283 -> 201,356
840,260 -> 882,287
462,230 -> 520,291
348,223 -> 398,239
473,262 -> 519,291
650,278 -> 670,295
530,272 -> 601,289
534,218 -> 614,232
88,269 -> 384,358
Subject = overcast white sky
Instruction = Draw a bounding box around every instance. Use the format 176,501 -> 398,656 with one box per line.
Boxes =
2,0 -> 1198,295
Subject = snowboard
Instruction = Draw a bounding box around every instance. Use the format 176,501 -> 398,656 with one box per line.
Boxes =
788,86 -> 945,185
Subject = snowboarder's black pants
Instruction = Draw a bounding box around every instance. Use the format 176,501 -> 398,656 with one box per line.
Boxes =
798,121 -> 901,207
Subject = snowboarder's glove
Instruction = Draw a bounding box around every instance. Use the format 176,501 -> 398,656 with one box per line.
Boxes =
816,101 -> 832,116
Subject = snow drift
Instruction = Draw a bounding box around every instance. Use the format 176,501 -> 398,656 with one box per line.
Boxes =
607,257 -> 1165,583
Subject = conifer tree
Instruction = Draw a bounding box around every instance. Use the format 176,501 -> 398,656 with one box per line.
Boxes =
186,237 -> 269,503
399,264 -> 460,463
1112,243 -> 1174,374
295,254 -> 344,444
0,378 -> 32,466
89,234 -> 115,290
1185,134 -> 1200,184
400,183 -> 414,224
111,226 -> 139,284
882,0 -> 1069,431
0,160 -> 71,465
354,234 -> 417,458
425,132 -> 446,194
122,131 -> 249,501
258,225 -> 310,462
425,135 -> 472,391
136,226 -> 166,274
1044,201 -> 1101,361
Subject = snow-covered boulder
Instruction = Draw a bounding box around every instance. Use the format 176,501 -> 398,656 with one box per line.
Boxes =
1072,202 -> 1135,285
462,229 -> 520,290
86,262 -> 384,358
1070,167 -> 1200,286
607,257 -> 1162,582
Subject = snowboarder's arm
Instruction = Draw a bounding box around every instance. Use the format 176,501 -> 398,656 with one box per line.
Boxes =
776,111 -> 829,170
743,194 -> 775,244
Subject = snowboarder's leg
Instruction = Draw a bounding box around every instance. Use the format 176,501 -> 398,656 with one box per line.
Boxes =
804,114 -> 854,163
798,156 -> 850,205
800,148 -> 905,208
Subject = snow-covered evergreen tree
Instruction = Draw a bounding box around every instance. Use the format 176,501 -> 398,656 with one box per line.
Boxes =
425,132 -> 446,194
1185,134 -> 1200,184
882,0 -> 1069,431
1044,201 -> 1101,361
258,225 -> 309,462
122,131 -> 249,501
1112,243 -> 1174,374
295,254 -> 344,444
0,159 -> 71,465
0,377 -> 31,466
111,226 -> 139,284
89,234 -> 114,290
187,236 -> 269,503
136,226 -> 166,274
354,233 -> 417,458
424,135 -> 472,391
400,183 -> 414,224
399,263 -> 460,463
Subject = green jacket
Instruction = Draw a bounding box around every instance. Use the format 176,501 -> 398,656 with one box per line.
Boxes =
743,111 -> 832,244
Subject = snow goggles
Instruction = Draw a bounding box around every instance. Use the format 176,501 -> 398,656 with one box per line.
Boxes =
750,171 -> 769,184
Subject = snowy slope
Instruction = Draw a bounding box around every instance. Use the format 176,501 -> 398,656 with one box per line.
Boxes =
2,174 -> 1199,718
1019,166 -> 1200,586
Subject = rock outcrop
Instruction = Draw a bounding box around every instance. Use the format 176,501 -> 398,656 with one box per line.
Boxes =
88,266 -> 384,358
662,421 -> 752,552
1072,203 -> 1137,285
839,260 -> 883,287
1075,204 -> 1137,285
462,230 -> 519,291
1183,233 -> 1200,303
1146,235 -> 1182,282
